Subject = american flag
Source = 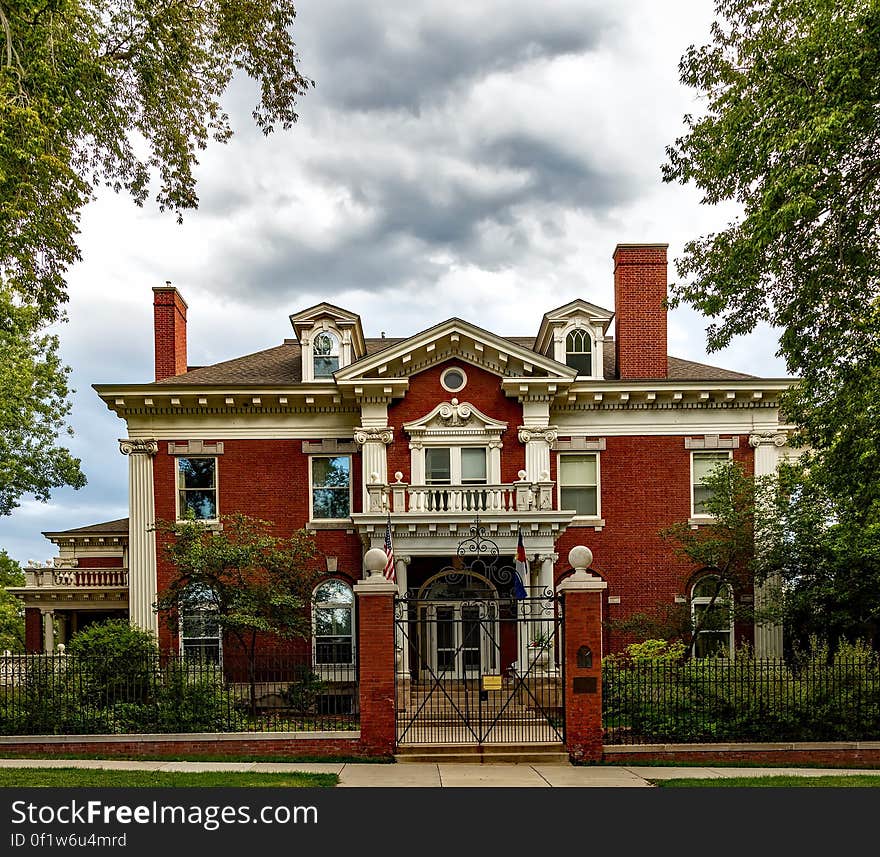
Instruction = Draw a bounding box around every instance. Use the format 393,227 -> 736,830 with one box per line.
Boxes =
383,514 -> 396,582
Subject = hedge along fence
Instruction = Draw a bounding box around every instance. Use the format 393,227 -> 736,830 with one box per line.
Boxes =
603,646 -> 880,745
0,653 -> 359,736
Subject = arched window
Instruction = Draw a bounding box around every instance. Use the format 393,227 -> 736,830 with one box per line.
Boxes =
313,580 -> 354,664
691,575 -> 734,658
313,331 -> 340,378
180,586 -> 221,662
565,329 -> 592,376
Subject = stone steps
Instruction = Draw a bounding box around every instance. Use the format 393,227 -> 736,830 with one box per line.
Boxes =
395,743 -> 569,765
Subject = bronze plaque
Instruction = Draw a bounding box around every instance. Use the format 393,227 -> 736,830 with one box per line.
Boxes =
482,674 -> 502,691
572,676 -> 597,695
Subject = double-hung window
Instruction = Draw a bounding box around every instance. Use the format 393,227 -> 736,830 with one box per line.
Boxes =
691,576 -> 734,658
313,580 -> 354,665
691,451 -> 732,516
311,456 -> 352,520
177,457 -> 218,521
558,453 -> 599,517
180,587 -> 222,662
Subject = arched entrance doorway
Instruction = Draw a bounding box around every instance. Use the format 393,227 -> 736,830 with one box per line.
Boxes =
416,568 -> 499,680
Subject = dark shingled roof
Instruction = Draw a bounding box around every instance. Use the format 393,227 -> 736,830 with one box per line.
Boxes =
150,336 -> 754,386
43,518 -> 129,538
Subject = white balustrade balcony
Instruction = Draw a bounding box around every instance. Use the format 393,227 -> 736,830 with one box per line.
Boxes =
22,568 -> 129,589
366,479 -> 555,515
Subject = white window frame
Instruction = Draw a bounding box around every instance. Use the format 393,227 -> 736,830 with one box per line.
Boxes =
312,579 -> 356,668
175,456 -> 219,523
309,454 -> 353,521
556,322 -> 601,378
440,366 -> 468,393
557,452 -> 601,521
564,328 -> 593,377
690,450 -> 733,519
313,330 -> 340,380
690,575 -> 734,658
424,446 -> 489,486
179,589 -> 222,662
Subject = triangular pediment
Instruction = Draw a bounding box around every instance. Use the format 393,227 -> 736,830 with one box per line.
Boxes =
335,317 -> 576,383
289,302 -> 366,356
535,299 -> 614,354
403,399 -> 508,438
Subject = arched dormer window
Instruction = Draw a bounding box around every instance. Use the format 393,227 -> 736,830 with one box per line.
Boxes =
565,329 -> 592,376
313,331 -> 340,379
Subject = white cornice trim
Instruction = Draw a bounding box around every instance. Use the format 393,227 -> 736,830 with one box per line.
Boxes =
334,317 -> 576,382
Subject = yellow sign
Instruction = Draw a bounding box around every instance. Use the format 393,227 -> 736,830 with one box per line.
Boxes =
482,674 -> 502,691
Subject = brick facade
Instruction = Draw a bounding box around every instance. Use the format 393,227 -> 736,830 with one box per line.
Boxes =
554,435 -> 755,652
25,609 -> 42,653
152,439 -> 365,652
387,360 -> 525,482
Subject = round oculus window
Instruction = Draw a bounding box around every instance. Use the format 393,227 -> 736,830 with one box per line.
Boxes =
441,367 -> 467,393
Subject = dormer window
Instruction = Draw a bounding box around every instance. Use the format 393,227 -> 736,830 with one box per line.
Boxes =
565,329 -> 592,376
313,332 -> 340,378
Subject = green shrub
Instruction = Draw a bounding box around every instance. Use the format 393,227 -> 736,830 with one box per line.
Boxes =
154,661 -> 229,732
67,620 -> 158,706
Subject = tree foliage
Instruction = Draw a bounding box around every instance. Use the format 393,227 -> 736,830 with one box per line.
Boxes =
0,289 -> 86,513
759,462 -> 880,653
663,0 -> 880,511
0,0 -> 312,321
0,548 -> 24,651
660,460 -> 759,658
154,514 -> 321,711
0,0 -> 311,512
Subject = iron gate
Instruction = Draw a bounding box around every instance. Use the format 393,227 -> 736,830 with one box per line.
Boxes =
394,521 -> 565,746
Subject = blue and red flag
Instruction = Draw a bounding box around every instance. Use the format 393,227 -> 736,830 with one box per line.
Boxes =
513,528 -> 528,599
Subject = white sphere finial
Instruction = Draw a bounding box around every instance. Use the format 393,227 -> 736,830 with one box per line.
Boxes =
369,471 -> 380,484
568,545 -> 593,573
394,471 -> 404,483
364,547 -> 388,579
517,469 -> 528,481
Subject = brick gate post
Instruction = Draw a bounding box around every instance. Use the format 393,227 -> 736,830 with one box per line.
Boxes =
558,545 -> 607,763
354,547 -> 399,758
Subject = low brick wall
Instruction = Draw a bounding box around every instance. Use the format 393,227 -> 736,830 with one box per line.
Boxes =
604,741 -> 880,768
0,731 -> 372,760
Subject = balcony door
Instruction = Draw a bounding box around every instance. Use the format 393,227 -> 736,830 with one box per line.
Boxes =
424,447 -> 487,512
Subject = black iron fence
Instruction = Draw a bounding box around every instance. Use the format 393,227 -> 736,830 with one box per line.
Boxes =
603,657 -> 880,744
0,653 -> 359,735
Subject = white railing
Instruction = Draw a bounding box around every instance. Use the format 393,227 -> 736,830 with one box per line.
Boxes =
23,569 -> 129,588
406,484 -> 520,513
365,480 -> 555,514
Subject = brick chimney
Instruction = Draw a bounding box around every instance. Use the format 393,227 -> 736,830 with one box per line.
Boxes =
612,244 -> 669,379
152,283 -> 188,381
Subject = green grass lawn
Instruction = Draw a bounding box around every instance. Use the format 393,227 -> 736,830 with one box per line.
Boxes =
0,768 -> 338,788
654,775 -> 880,788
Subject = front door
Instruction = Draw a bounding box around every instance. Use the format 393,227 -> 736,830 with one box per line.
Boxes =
426,602 -> 496,678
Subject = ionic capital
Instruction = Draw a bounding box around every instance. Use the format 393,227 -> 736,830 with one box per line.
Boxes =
119,438 -> 158,456
354,427 -> 394,447
518,426 -> 558,445
748,432 -> 787,448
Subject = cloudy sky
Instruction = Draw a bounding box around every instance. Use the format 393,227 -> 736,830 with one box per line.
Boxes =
0,0 -> 788,563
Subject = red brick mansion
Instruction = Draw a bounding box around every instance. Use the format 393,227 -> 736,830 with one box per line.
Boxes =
13,244 -> 792,665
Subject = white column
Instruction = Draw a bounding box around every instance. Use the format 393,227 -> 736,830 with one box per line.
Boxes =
42,609 -> 55,653
537,552 -> 558,672
120,439 -> 159,638
749,431 -> 788,658
518,427 -> 557,483
395,555 -> 411,678
355,427 -> 393,511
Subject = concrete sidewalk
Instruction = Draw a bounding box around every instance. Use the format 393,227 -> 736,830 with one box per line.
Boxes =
1,758 -> 879,787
